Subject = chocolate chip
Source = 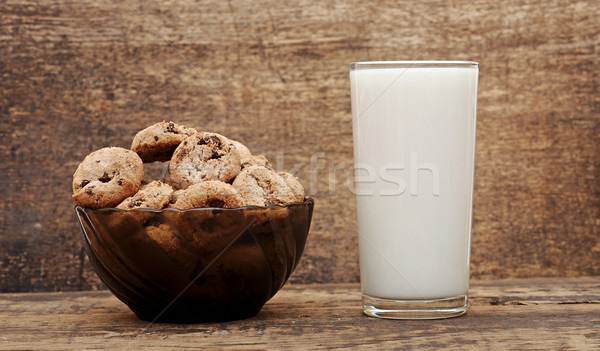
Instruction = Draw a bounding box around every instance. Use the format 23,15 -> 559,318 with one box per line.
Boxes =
165,122 -> 177,134
154,136 -> 159,141
209,135 -> 221,145
80,180 -> 90,188
118,179 -> 123,186
210,148 -> 223,159
131,199 -> 144,207
98,172 -> 111,183
198,135 -> 222,146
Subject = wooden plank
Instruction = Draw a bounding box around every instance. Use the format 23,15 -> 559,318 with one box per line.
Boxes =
0,0 -> 599,292
0,278 -> 599,350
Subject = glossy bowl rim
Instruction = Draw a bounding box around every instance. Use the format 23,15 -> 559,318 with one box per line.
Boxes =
75,197 -> 314,213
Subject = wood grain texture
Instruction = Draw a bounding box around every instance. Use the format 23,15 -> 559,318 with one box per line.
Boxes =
1,0 -> 599,292
0,278 -> 599,350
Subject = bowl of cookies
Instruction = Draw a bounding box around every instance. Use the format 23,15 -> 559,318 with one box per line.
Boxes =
73,121 -> 313,322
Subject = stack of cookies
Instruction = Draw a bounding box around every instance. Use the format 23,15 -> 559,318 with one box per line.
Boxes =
72,121 -> 305,210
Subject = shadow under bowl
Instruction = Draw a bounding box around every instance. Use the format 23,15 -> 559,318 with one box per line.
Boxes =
75,198 -> 314,323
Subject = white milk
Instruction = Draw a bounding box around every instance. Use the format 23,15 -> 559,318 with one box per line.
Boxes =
350,62 -> 478,300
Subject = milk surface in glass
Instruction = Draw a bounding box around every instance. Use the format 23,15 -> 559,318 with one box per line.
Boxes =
350,62 -> 478,300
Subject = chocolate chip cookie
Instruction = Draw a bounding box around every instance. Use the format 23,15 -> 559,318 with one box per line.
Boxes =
116,180 -> 174,210
131,121 -> 197,163
232,166 -> 305,206
72,147 -> 144,209
169,180 -> 244,210
167,132 -> 246,188
144,222 -> 199,276
278,172 -> 305,201
230,139 -> 252,161
241,155 -> 272,170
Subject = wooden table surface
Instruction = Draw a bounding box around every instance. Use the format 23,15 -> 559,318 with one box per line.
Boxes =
1,277 -> 598,350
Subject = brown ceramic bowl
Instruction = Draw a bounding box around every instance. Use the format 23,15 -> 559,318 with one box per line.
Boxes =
75,198 -> 313,323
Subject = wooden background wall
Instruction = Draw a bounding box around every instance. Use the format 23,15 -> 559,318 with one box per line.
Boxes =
1,0 -> 598,292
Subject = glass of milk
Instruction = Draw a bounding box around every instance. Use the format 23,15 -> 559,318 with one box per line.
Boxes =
350,61 -> 478,319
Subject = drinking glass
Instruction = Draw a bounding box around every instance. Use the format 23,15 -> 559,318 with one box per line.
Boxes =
350,61 -> 478,319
